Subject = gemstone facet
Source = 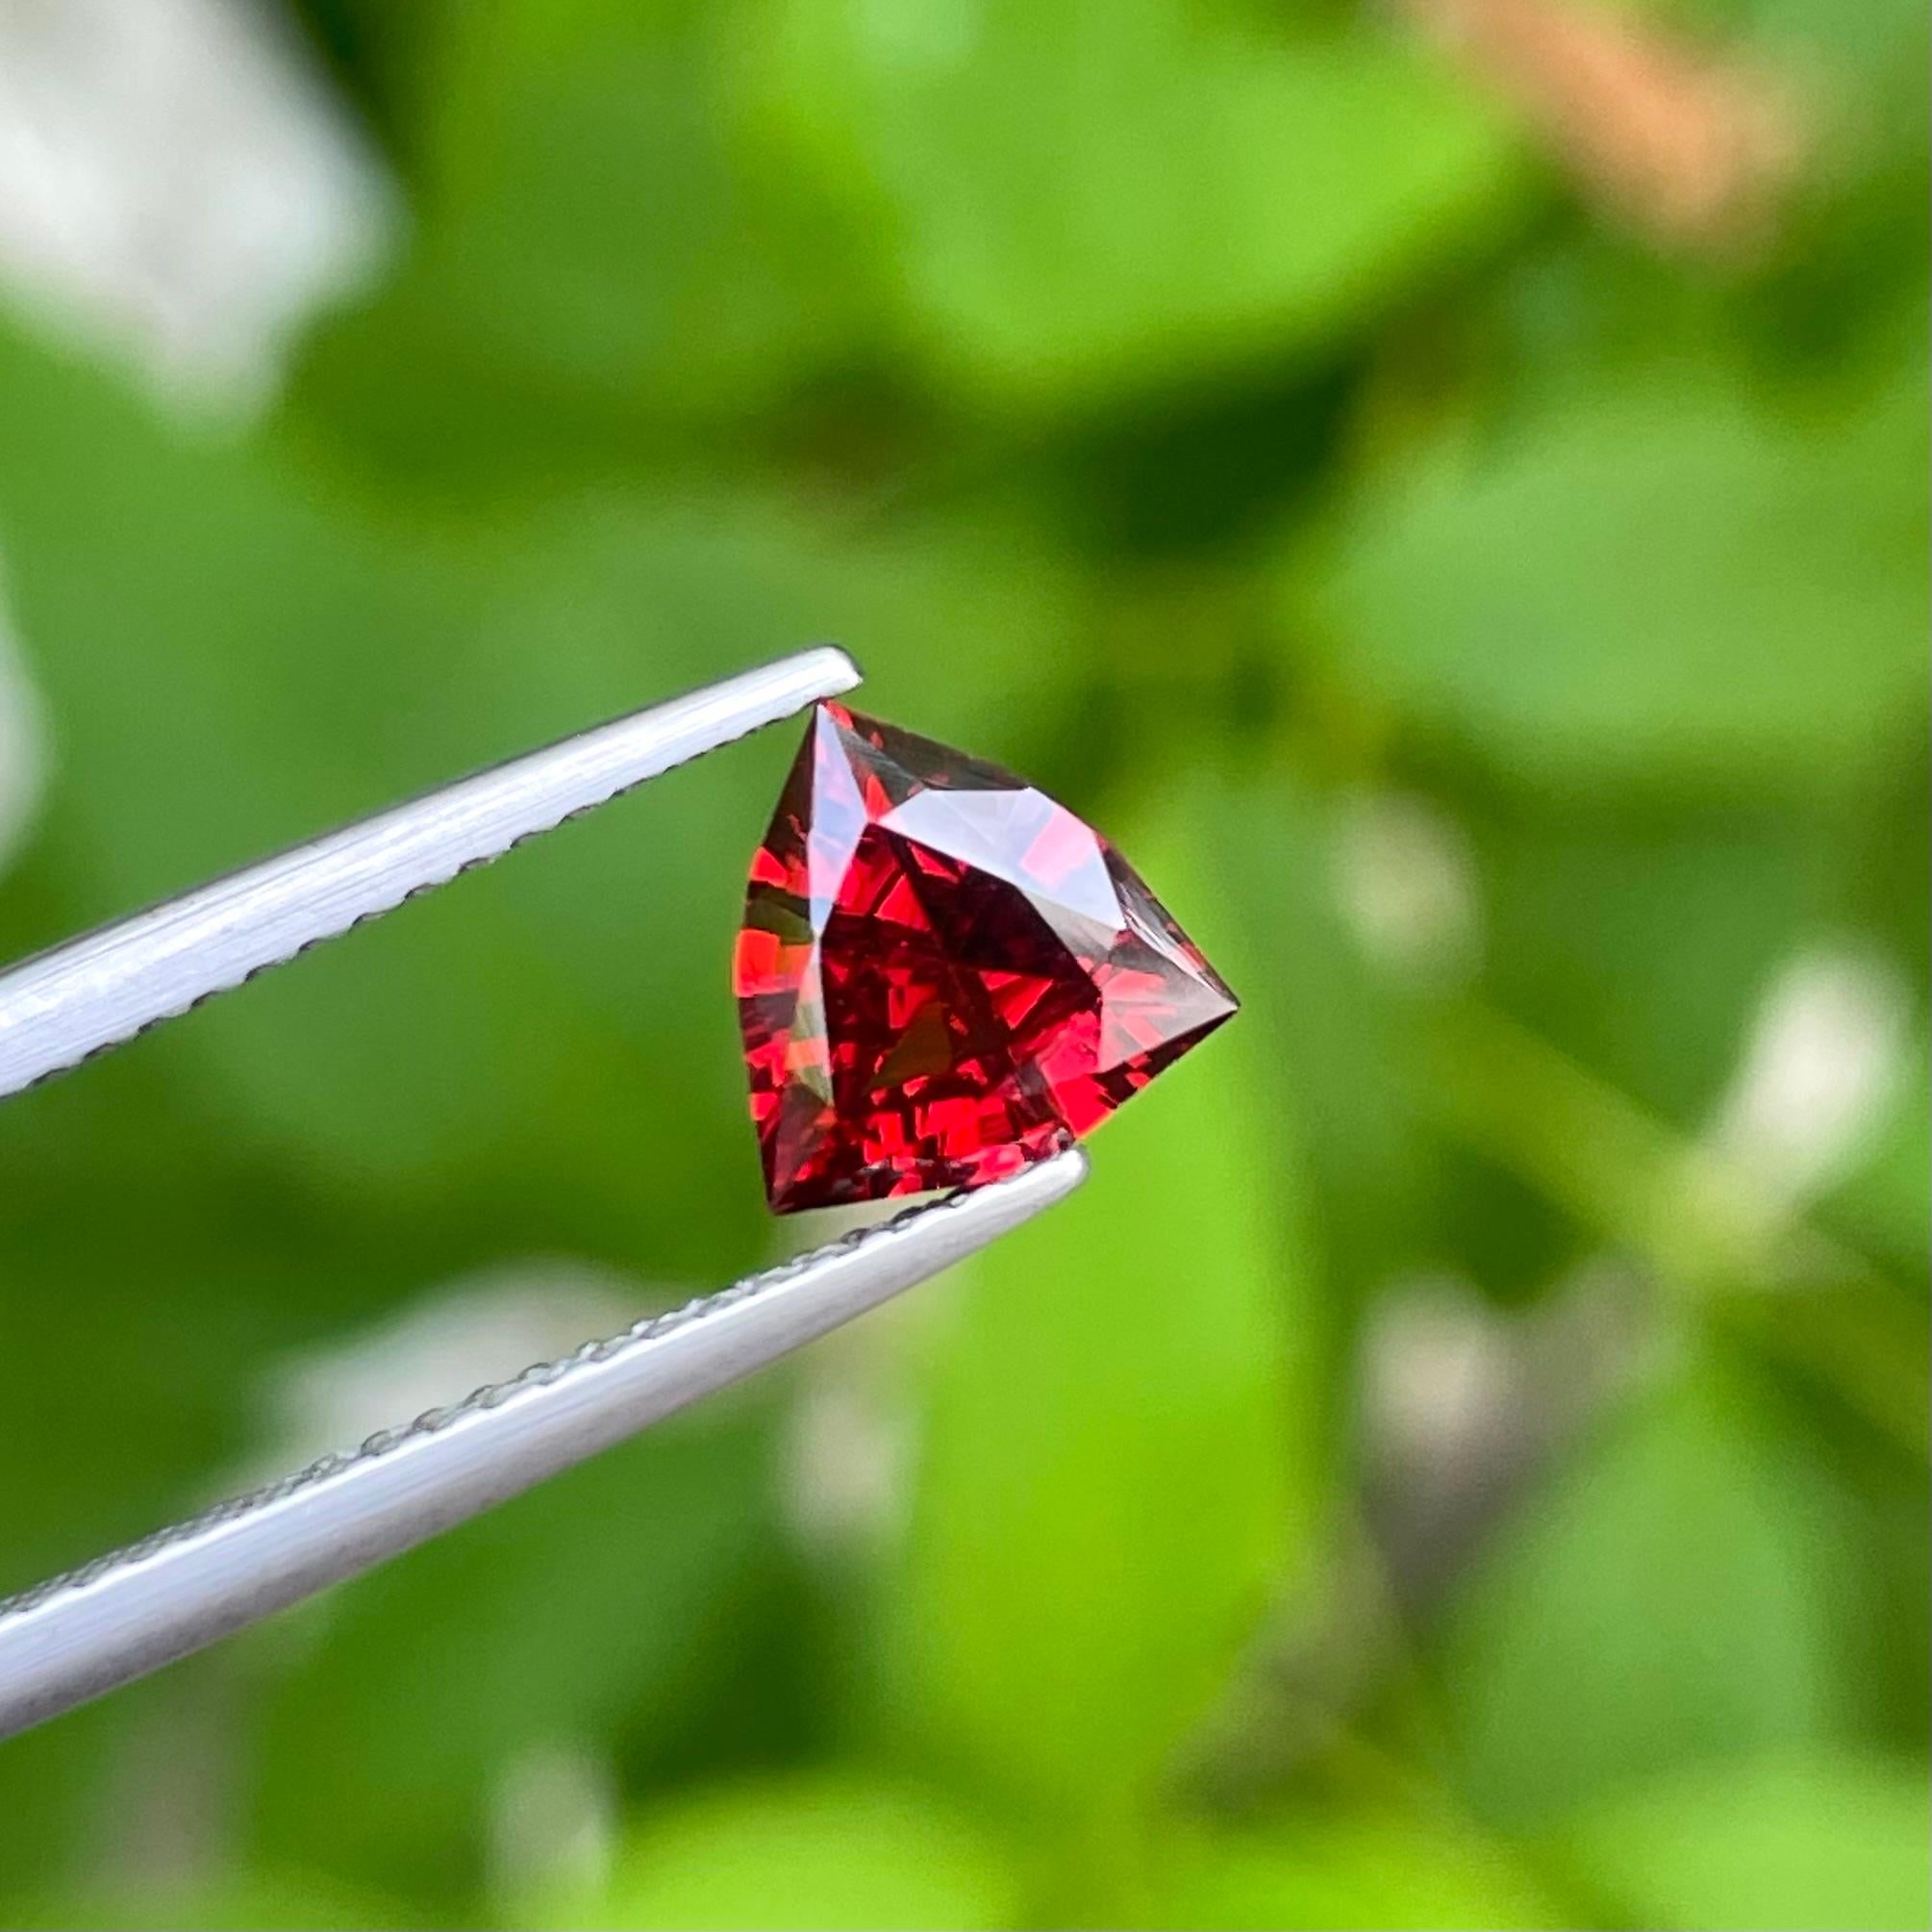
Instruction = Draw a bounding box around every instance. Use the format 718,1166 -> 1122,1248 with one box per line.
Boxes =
735,702 -> 1238,1213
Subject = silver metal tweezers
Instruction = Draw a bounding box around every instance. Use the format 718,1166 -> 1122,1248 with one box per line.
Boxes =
0,647 -> 1087,1741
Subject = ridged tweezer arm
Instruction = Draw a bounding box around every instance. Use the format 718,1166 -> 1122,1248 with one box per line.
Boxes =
0,648 -> 1089,1739
0,1152 -> 1085,1740
0,646 -> 863,1097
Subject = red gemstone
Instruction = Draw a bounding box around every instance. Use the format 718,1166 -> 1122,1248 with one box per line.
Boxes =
734,701 -> 1238,1213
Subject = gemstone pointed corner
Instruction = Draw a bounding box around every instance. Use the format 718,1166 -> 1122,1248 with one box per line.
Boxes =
733,700 -> 1239,1214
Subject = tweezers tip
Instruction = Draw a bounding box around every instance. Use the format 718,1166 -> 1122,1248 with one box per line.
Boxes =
805,643 -> 865,694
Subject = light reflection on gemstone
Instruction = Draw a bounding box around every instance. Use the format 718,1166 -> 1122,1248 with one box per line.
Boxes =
735,701 -> 1238,1213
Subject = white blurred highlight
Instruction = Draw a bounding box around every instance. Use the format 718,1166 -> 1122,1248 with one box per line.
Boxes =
1712,950 -> 1912,1206
0,0 -> 392,413
786,1367 -> 911,1551
1362,1276 -> 1519,1478
490,1742 -> 619,1903
782,1289 -> 932,1554
1360,1263 -> 1657,1596
1333,790 -> 1484,986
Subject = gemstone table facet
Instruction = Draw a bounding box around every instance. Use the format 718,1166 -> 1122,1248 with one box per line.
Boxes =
735,702 -> 1238,1213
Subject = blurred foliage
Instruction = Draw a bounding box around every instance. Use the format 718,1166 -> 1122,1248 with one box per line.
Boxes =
0,0 -> 1923,1926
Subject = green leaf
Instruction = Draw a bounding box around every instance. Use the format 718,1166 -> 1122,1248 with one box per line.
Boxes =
1207,774 -> 1438,1305
1437,1361 -> 1860,1828
296,0 -> 883,453
758,0 -> 1525,409
1144,1815 -> 1567,1930
0,1690 -> 156,1911
528,1774 -> 1021,1931
1203,773 -> 1599,1306
1562,1754 -> 1932,1932
1463,795 -> 1819,1128
883,795 -> 1321,1824
1304,358 -> 1928,796
1733,0 -> 1930,362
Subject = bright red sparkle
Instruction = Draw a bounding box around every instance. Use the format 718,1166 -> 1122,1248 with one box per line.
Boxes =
734,702 -> 1238,1213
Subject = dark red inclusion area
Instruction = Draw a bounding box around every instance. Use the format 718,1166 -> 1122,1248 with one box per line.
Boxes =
734,702 -> 1238,1213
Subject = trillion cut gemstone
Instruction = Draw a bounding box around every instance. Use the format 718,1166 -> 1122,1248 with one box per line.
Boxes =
734,701 -> 1238,1213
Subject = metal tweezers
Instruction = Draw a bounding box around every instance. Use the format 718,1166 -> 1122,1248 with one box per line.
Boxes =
0,647 -> 1087,1741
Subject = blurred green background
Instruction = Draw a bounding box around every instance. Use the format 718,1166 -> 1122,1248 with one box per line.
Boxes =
0,0 -> 1924,1925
